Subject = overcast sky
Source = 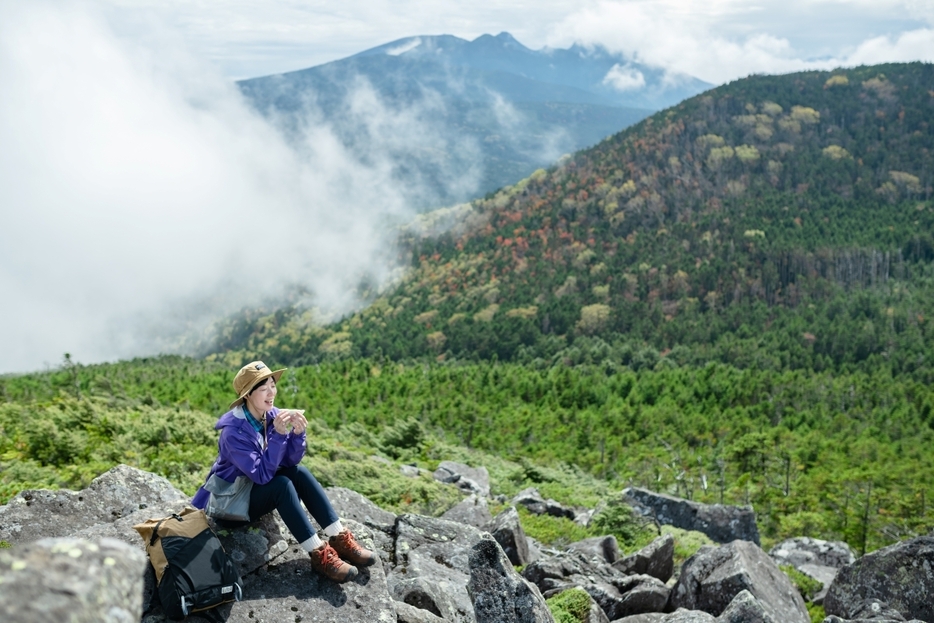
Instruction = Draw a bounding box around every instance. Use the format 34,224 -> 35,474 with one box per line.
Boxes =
101,0 -> 934,82
2,0 -> 933,374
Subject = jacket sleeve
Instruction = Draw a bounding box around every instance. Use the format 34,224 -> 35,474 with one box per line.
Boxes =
219,425 -> 290,485
283,430 -> 307,467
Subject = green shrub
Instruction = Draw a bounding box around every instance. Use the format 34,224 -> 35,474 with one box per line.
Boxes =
546,588 -> 592,623
781,564 -> 823,602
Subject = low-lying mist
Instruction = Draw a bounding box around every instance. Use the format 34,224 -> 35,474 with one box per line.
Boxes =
0,3 -> 481,374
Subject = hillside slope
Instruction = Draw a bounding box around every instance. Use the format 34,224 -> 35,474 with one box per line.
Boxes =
237,32 -> 707,207
221,63 -> 934,378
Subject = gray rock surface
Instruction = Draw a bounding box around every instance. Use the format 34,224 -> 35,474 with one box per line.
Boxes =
389,513 -> 486,622
798,562 -> 838,605
395,599 -> 447,623
614,534 -> 674,582
623,488 -> 760,545
0,465 -> 189,544
434,461 -> 491,497
770,536 -> 856,569
567,535 -> 620,564
663,610 -> 717,623
0,536 -> 146,623
717,590 -> 775,623
824,536 -> 934,622
467,533 -> 555,623
513,487 -> 577,520
485,505 -> 531,566
442,494 -> 493,528
613,614 -> 667,623
669,540 -> 809,623
822,598 -> 928,622
523,549 -> 668,620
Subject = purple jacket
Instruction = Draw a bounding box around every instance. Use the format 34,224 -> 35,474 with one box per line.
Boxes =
191,405 -> 307,510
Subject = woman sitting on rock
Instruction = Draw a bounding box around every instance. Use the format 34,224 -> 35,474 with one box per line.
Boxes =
192,361 -> 375,582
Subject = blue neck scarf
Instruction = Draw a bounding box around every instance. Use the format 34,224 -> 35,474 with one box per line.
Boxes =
242,405 -> 265,434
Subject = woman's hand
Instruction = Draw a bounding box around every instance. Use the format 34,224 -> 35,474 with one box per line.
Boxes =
288,410 -> 308,435
272,411 -> 292,435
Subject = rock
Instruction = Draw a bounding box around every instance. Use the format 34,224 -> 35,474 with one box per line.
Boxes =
567,535 -> 620,564
614,534 -> 674,582
797,563 -> 838,605
663,610 -> 717,623
669,540 -> 809,623
395,598 -> 447,623
770,537 -> 856,569
613,614 -> 667,623
485,506 -> 531,566
824,536 -> 934,622
0,465 -> 188,544
822,598 -> 928,622
467,533 -> 555,623
717,590 -> 775,623
393,576 -> 465,622
433,461 -> 491,497
442,494 -> 494,528
401,464 -> 423,478
389,513 -> 486,622
513,487 -> 576,520
0,537 -> 146,623
523,550 -> 668,620
623,488 -> 760,546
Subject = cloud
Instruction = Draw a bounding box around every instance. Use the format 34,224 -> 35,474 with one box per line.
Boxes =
549,0 -> 933,84
602,64 -> 647,91
0,2 -> 458,373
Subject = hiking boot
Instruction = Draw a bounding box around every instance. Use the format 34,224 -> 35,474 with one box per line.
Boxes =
309,542 -> 358,582
329,529 -> 377,567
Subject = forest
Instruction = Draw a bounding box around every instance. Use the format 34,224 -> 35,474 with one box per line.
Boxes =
2,62 -> 934,560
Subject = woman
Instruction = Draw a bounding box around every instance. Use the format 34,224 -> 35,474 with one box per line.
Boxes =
192,360 -> 375,582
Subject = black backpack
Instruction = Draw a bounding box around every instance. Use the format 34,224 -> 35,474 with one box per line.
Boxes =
134,507 -> 242,620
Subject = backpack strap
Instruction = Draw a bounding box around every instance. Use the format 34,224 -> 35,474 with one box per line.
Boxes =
149,513 -> 184,547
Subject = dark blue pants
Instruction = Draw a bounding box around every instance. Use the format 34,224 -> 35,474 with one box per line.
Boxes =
220,465 -> 338,544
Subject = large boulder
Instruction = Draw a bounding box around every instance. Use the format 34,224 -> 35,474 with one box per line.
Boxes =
717,590 -> 775,623
396,599 -> 447,623
442,494 -> 494,528
0,465 -> 189,544
523,550 -> 669,620
0,536 -> 146,623
388,513 -> 486,622
770,536 -> 855,605
623,488 -> 760,545
484,506 -> 531,566
824,536 -> 934,622
669,540 -> 809,623
823,598 -> 928,622
467,533 -> 555,623
434,461 -> 491,497
513,487 -> 577,520
614,534 -> 674,582
567,535 -> 620,564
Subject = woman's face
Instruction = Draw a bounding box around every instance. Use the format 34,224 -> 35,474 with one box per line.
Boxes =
246,378 -> 277,415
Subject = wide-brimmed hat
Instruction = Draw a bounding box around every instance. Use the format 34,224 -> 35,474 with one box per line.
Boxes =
230,361 -> 286,408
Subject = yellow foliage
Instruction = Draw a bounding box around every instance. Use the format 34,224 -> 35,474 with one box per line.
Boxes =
448,313 -> 467,325
778,117 -> 801,134
744,229 -> 766,238
426,331 -> 447,351
530,168 -> 548,182
733,115 -> 758,127
590,262 -> 607,276
505,306 -> 538,319
414,310 -> 439,325
696,134 -> 725,149
474,304 -> 500,322
889,171 -> 921,193
825,75 -> 849,87
735,145 -> 760,162
822,145 -> 851,160
790,106 -> 820,124
592,285 -> 610,299
619,179 -> 637,196
554,276 -> 578,298
707,146 -> 734,168
577,304 -> 612,334
320,332 -> 352,356
754,124 -> 773,141
761,101 -> 783,116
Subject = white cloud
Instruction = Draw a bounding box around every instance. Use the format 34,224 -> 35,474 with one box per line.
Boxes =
602,64 -> 646,91
0,2 -> 468,373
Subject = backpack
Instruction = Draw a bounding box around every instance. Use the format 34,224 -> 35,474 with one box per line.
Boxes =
133,506 -> 242,620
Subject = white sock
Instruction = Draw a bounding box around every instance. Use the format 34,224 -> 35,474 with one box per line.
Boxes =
300,534 -> 324,552
323,520 -> 344,537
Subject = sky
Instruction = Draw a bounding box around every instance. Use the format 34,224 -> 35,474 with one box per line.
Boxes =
100,0 -> 934,82
1,0 -> 933,374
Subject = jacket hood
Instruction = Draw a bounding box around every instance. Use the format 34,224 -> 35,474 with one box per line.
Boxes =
215,405 -> 276,430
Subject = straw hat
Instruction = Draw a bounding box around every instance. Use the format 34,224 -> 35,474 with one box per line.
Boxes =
230,361 -> 286,408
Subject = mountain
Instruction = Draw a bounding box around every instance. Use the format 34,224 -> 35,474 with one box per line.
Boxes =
219,62 -> 934,377
237,33 -> 710,208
